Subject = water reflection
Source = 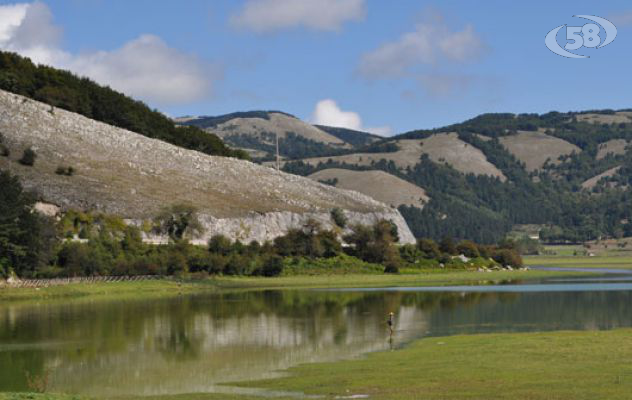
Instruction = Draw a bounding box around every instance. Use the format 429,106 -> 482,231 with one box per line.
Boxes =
1,286 -> 632,396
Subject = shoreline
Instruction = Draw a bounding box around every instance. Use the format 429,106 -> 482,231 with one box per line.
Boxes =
0,268 -> 596,303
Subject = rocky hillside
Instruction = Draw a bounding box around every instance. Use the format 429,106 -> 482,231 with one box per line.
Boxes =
178,112 -> 380,160
0,89 -> 415,244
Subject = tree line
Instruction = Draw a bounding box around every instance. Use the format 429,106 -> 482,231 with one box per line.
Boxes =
0,170 -> 522,279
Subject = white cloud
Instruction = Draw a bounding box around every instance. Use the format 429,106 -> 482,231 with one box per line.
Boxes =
358,18 -> 484,79
230,0 -> 365,33
311,99 -> 392,136
0,3 -> 28,43
0,2 -> 218,105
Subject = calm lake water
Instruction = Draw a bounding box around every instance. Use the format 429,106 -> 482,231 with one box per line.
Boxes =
3,275 -> 632,396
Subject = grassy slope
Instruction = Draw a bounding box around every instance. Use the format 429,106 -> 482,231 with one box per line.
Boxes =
236,329 -> 632,399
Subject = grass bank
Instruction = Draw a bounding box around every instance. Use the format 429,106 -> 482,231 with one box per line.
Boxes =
234,328 -> 632,399
0,269 -> 593,302
8,329 -> 631,400
525,255 -> 632,268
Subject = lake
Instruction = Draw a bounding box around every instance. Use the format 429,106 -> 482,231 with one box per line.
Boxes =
3,274 -> 632,397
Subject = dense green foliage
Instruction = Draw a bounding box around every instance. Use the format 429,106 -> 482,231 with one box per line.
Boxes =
0,51 -> 247,159
0,171 -> 56,278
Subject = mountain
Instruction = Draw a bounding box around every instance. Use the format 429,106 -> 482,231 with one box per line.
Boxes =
0,88 -> 415,245
282,111 -> 632,243
179,112 -> 380,160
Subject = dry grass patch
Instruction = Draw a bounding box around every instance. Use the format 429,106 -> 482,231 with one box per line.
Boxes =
499,130 -> 581,171
596,139 -> 629,160
290,133 -> 505,180
308,168 -> 429,208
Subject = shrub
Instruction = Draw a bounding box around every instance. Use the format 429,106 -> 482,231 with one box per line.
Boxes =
330,208 -> 347,228
457,240 -> 481,258
493,249 -> 523,268
165,250 -> 188,275
19,147 -> 36,166
153,204 -> 204,242
55,166 -> 75,176
260,255 -> 284,277
384,264 -> 399,274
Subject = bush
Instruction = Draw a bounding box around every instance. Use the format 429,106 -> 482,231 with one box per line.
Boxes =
165,250 -> 188,275
330,208 -> 347,228
19,147 -> 36,166
55,166 -> 75,176
260,255 -> 284,276
493,249 -> 523,268
384,264 -> 399,274
417,238 -> 442,259
457,240 -> 481,258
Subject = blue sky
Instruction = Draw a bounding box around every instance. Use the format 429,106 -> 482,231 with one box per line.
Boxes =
0,0 -> 631,135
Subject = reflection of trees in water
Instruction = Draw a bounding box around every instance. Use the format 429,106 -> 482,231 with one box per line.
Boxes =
7,289 -> 632,395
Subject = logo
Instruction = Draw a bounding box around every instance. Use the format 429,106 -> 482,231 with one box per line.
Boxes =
545,15 -> 617,58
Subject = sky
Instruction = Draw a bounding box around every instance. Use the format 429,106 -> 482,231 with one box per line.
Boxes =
0,0 -> 631,136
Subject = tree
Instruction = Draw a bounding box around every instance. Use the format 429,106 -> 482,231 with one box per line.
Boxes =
345,220 -> 402,271
417,239 -> 442,259
153,204 -> 204,242
439,237 -> 457,255
0,171 -> 56,278
208,235 -> 232,256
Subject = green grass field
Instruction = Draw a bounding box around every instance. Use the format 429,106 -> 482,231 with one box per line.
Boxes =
0,269 -> 593,302
5,329 -> 632,400
234,329 -> 632,399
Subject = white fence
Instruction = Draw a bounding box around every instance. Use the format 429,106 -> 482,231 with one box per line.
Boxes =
0,275 -> 163,289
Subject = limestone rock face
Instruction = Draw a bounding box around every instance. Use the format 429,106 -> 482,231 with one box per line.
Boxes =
141,209 -> 415,245
0,90 -> 415,244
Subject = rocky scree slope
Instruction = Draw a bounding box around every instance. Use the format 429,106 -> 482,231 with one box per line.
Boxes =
0,90 -> 414,244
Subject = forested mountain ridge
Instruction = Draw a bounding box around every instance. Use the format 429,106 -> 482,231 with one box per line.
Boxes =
281,110 -> 632,243
179,111 -> 380,160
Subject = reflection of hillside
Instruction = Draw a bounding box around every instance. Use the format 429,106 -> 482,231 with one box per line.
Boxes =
4,288 -> 632,397
44,305 -> 428,396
